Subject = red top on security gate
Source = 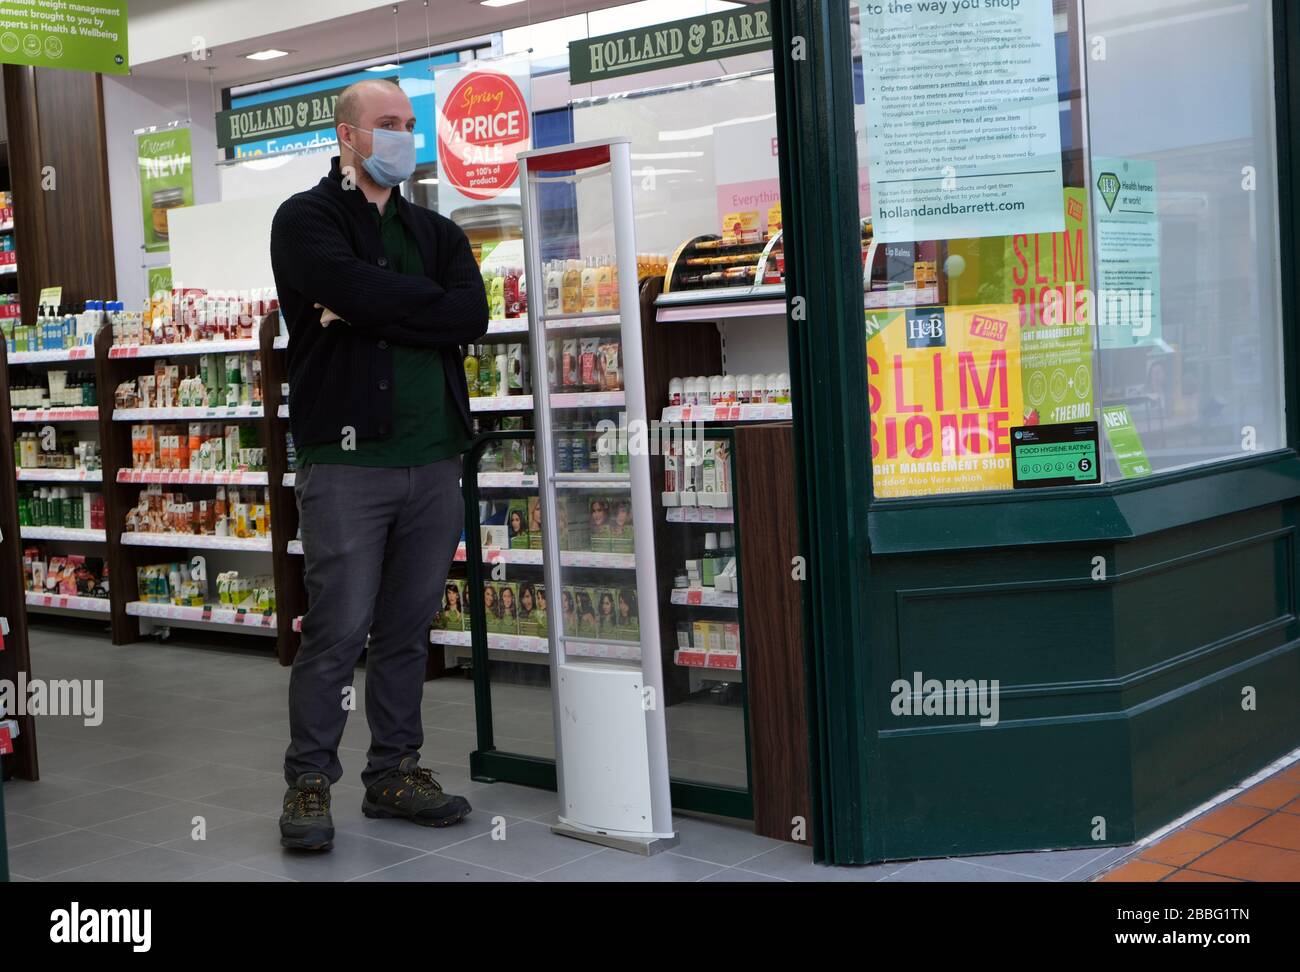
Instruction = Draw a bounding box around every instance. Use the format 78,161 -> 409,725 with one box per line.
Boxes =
437,70 -> 530,201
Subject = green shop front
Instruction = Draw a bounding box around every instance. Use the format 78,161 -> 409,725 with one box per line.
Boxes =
765,0 -> 1300,864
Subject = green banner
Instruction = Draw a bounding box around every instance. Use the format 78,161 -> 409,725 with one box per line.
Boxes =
214,81 -> 394,150
569,3 -> 772,83
147,265 -> 172,299
137,128 -> 194,255
0,1 -> 127,74
1101,405 -> 1153,479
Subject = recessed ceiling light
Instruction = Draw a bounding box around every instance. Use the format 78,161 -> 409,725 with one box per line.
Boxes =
244,49 -> 293,61
418,178 -> 439,185
366,63 -> 401,72
481,0 -> 528,8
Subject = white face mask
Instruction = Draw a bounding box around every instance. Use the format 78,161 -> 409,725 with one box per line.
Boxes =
345,125 -> 417,188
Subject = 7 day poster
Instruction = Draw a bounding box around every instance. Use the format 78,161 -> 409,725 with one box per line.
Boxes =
137,128 -> 195,255
867,303 -> 1024,497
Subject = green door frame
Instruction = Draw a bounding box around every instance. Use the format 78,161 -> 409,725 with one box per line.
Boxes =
771,0 -> 1300,864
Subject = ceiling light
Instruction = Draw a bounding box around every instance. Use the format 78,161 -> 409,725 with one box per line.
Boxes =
481,0 -> 528,7
366,63 -> 401,72
244,49 -> 292,61
418,178 -> 439,185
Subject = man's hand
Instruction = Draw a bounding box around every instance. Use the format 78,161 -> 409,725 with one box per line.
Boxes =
314,303 -> 342,327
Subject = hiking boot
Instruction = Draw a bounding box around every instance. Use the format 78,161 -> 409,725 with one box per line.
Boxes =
362,756 -> 472,827
280,772 -> 335,850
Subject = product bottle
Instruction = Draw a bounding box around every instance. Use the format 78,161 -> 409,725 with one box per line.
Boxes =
581,257 -> 598,312
464,344 -> 480,398
478,344 -> 496,397
596,257 -> 614,311
545,261 -> 562,314
702,532 -> 719,588
495,347 -> 509,395
503,267 -> 520,318
562,259 -> 582,314
489,274 -> 506,320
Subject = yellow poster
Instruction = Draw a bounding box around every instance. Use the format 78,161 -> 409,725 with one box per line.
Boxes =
867,303 -> 1024,498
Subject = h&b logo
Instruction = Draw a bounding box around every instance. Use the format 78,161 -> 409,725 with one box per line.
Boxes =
906,308 -> 947,349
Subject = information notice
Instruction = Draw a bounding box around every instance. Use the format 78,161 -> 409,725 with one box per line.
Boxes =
860,0 -> 1064,242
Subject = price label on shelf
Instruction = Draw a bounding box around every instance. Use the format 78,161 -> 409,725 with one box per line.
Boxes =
0,726 -> 12,755
686,590 -> 703,606
681,407 -> 693,422
201,608 -> 212,622
69,347 -> 91,360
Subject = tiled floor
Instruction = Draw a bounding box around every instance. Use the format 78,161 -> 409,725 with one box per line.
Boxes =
1096,762 -> 1300,882
0,624 -> 1246,882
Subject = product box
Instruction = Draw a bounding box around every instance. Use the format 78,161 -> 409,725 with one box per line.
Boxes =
594,587 -> 618,640
527,497 -> 543,550
724,621 -> 741,654
483,582 -> 501,634
532,583 -> 548,636
517,582 -> 540,637
560,586 -> 579,635
615,588 -> 640,642
481,524 -> 509,551
507,499 -> 529,550
608,499 -> 634,554
497,581 -> 519,635
440,578 -> 465,631
575,588 -> 599,640
589,496 -> 612,553
723,210 -> 760,243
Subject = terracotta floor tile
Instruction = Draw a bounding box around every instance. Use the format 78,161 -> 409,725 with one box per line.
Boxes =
1281,797 -> 1300,817
1238,812 -> 1300,852
1191,803 -> 1270,838
1275,763 -> 1300,783
1139,829 -> 1225,868
1234,778 -> 1300,811
1099,860 -> 1176,882
1164,869 -> 1242,882
1193,838 -> 1300,882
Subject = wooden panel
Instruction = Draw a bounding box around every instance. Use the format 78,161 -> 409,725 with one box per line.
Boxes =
0,341 -> 39,779
2,65 -> 115,321
94,320 -> 138,644
261,312 -> 304,665
733,422 -> 809,842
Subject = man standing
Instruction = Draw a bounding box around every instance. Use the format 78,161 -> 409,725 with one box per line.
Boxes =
270,79 -> 487,850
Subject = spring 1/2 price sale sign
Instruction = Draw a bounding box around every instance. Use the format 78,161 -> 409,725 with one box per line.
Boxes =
436,57 -> 532,212
866,303 -> 1025,498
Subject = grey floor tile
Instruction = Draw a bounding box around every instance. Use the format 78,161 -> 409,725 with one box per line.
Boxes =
734,842 -> 901,882
882,858 -> 1048,882
537,846 -> 722,882
129,762 -> 282,799
700,866 -> 788,882
27,735 -> 140,773
459,781 -> 558,821
1,776 -> 115,814
960,846 -> 1118,881
669,815 -> 784,867
437,819 -> 602,877
338,809 -> 520,853
352,853 -> 529,882
182,863 -> 294,882
47,845 -> 224,882
58,752 -> 206,786
7,829 -> 148,879
239,833 -> 426,882
91,801 -> 259,846
2,811 -> 76,847
161,814 -> 286,862
26,787 -> 178,829
192,779 -> 299,817
1061,845 -> 1133,881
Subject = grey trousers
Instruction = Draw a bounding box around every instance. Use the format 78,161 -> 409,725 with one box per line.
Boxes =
284,458 -> 464,788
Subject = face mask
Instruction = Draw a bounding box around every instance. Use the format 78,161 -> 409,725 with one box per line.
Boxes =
347,126 -> 416,188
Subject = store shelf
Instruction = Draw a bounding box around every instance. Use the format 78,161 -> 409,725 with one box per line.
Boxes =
19,526 -> 106,542
543,312 -> 622,331
559,550 -> 637,569
0,264 -> 18,276
654,284 -> 940,322
660,403 -> 791,423
8,346 -> 95,364
120,533 -> 273,552
470,395 -> 533,413
287,539 -> 303,555
670,588 -> 739,609
486,317 -> 530,335
453,543 -> 543,565
26,591 -> 111,613
550,391 -> 624,409
664,506 -> 734,524
277,404 -> 289,419
477,471 -> 537,489
108,338 -> 259,359
127,600 -> 276,628
673,649 -> 742,672
11,407 -> 99,423
562,637 -> 642,661
116,468 -> 269,486
282,472 -> 296,487
16,468 -> 102,483
0,617 -> 8,636
113,405 -> 264,421
430,628 -> 547,653
553,473 -> 630,490
272,335 -> 289,350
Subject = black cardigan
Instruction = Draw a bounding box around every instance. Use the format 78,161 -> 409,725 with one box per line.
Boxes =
269,157 -> 489,449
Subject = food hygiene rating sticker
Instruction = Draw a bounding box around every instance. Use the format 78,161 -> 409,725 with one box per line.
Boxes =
1011,422 -> 1101,489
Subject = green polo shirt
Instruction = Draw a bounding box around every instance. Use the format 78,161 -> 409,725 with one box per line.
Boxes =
298,193 -> 468,468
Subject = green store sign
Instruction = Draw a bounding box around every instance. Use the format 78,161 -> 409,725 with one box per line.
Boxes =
569,2 -> 772,83
0,0 -> 128,74
214,78 -> 398,150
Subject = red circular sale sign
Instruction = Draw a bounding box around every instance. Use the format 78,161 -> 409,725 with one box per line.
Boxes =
438,70 -> 530,201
